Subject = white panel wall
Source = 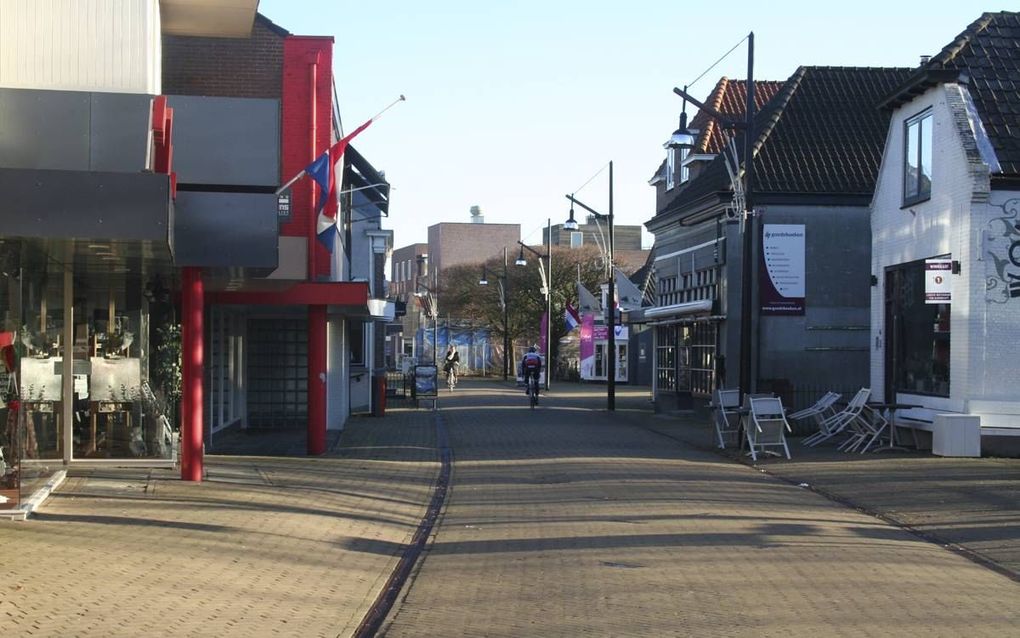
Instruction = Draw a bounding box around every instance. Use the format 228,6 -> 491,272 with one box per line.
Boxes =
0,0 -> 161,94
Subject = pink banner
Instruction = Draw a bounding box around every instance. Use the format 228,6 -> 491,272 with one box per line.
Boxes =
539,311 -> 548,353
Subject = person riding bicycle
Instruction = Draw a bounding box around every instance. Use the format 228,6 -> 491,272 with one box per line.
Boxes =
443,345 -> 460,383
520,346 -> 542,398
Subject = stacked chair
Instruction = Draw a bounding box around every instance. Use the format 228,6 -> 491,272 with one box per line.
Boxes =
746,396 -> 793,461
801,388 -> 872,448
711,389 -> 742,449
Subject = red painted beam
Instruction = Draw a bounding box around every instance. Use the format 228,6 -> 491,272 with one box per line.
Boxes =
181,267 -> 204,482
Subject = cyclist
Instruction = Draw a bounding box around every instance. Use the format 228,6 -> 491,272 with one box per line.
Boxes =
520,346 -> 542,403
443,344 -> 460,390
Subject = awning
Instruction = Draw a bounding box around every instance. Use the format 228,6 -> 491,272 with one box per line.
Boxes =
623,299 -> 714,325
208,281 -> 373,314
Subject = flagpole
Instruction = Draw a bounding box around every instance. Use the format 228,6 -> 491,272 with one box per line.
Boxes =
277,94 -> 406,195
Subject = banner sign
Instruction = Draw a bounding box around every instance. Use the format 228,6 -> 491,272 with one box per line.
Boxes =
925,258 -> 952,304
592,325 -> 629,341
760,224 -> 806,315
414,364 -> 438,398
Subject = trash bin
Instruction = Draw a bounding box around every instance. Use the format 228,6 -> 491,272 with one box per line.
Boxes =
372,373 -> 386,417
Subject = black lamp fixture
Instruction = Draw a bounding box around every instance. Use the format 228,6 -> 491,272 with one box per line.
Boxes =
563,201 -> 579,231
514,246 -> 527,267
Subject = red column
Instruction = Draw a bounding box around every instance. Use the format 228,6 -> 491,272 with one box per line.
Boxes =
181,267 -> 205,481
307,305 -> 327,455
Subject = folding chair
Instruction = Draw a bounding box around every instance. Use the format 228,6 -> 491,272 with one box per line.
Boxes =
711,389 -> 742,449
804,388 -> 872,447
788,392 -> 841,430
746,396 -> 792,461
838,404 -> 889,453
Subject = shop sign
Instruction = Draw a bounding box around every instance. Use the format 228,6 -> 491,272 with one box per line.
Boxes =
925,259 -> 952,304
277,188 -> 292,222
760,224 -> 805,315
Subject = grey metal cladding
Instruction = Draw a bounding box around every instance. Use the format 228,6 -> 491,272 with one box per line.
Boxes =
89,92 -> 152,172
172,191 -> 278,268
0,89 -> 90,170
0,168 -> 170,241
168,95 -> 280,187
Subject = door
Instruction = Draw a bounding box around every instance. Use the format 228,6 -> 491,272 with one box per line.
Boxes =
594,343 -> 605,379
615,343 -> 628,383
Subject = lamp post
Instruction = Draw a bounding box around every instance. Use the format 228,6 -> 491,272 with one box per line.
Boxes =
564,161 -> 615,411
413,281 -> 438,367
479,247 -> 511,380
515,218 -> 553,390
673,31 -> 756,401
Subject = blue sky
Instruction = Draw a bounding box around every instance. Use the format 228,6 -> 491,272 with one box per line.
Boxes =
258,1 -> 992,248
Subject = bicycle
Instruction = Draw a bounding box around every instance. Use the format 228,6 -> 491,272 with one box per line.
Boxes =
446,365 -> 457,392
525,374 -> 539,409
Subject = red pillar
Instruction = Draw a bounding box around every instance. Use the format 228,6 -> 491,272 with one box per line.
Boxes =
181,267 -> 204,481
307,305 -> 327,455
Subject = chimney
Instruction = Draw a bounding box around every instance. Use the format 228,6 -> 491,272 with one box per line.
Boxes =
470,205 -> 484,224
919,55 -> 931,66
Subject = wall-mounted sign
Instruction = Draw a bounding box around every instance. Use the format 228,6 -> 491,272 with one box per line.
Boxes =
277,188 -> 292,222
760,224 -> 805,315
925,258 -> 952,304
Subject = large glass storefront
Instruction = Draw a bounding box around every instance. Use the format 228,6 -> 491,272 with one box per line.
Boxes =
655,321 -> 717,398
2,240 -> 175,512
885,258 -> 951,397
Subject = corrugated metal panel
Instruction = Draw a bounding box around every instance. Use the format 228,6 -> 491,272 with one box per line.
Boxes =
0,0 -> 160,94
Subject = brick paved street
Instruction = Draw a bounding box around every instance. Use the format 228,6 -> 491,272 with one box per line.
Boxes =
2,379 -> 1019,637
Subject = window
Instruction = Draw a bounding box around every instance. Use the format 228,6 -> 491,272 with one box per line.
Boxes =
666,149 -> 676,190
679,147 -> 691,184
570,232 -> 583,248
903,110 -> 933,205
350,320 -> 366,367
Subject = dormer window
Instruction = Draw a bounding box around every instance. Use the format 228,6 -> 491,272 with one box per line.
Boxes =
903,109 -> 933,205
665,113 -> 696,191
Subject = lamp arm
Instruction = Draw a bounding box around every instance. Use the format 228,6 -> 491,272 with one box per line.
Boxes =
564,194 -> 606,219
672,87 -> 745,129
516,241 -> 547,259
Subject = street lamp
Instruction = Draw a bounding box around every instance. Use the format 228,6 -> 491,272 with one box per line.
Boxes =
478,247 -> 511,380
515,218 -> 553,390
673,31 -> 756,402
413,281 -> 439,367
564,161 -> 615,411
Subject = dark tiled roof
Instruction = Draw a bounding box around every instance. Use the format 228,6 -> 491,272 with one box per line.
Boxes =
654,66 -> 914,218
923,12 -> 1020,177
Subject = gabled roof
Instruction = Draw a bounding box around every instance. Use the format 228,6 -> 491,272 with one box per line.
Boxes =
687,78 -> 784,154
651,66 -> 913,222
882,12 -> 1020,178
651,79 -> 782,182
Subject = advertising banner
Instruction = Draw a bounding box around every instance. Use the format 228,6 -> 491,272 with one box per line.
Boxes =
760,224 -> 806,315
579,313 -> 595,379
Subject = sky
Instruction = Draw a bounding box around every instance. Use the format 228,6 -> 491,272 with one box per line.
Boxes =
258,1 -> 995,249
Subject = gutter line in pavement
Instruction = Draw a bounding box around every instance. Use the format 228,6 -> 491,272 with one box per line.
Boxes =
353,411 -> 451,637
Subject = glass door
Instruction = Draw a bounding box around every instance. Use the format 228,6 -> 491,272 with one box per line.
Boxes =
594,343 -> 605,378
616,343 -> 628,383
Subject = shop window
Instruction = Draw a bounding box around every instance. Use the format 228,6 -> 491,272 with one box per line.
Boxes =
885,260 -> 950,397
903,109 -> 933,205
350,320 -> 366,367
655,325 -> 676,391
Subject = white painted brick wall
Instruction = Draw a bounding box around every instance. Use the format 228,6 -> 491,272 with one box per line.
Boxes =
871,84 -> 1020,427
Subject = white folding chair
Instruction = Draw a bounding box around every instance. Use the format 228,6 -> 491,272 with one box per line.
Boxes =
711,389 -> 741,449
804,388 -> 871,447
838,404 -> 889,453
747,396 -> 792,461
789,391 -> 840,423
